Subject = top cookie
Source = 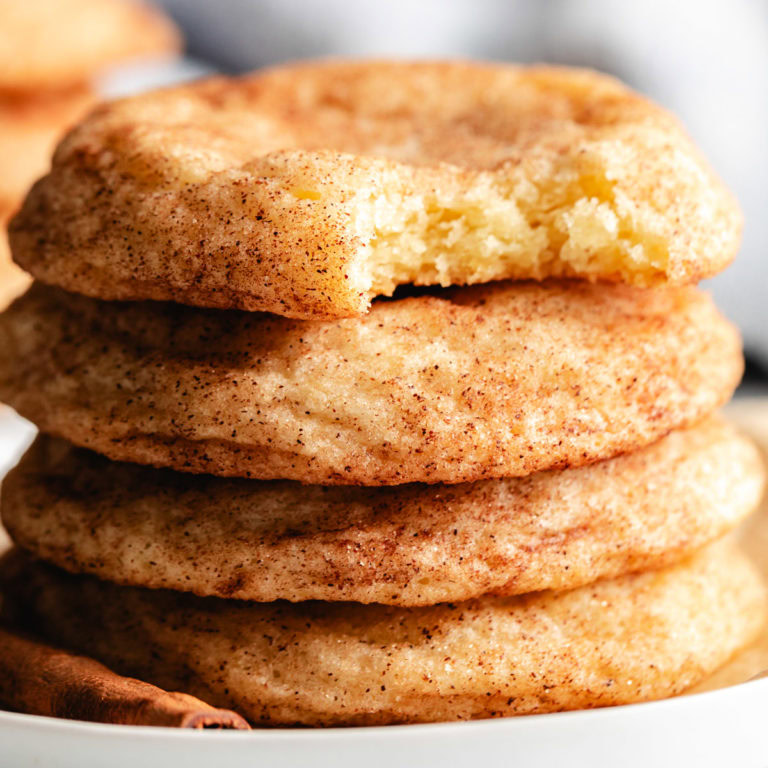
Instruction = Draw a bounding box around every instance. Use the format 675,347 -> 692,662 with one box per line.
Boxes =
10,60 -> 741,319
0,0 -> 180,90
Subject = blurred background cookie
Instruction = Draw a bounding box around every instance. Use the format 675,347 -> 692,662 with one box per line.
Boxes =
0,0 -> 180,91
0,0 -> 182,309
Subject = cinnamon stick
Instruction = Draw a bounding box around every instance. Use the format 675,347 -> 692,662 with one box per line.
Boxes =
0,625 -> 250,729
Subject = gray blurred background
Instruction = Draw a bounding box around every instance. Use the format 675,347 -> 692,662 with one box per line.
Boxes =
156,0 -> 767,385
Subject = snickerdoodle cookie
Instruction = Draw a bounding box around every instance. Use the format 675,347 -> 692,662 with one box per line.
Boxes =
3,419 -> 762,605
0,0 -> 180,91
3,541 -> 762,726
10,61 -> 740,318
0,281 -> 742,485
0,85 -> 94,210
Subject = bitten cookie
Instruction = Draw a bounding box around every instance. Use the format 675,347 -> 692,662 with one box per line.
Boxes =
10,61 -> 741,318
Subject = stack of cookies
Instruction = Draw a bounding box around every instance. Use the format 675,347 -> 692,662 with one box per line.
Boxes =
0,61 -> 765,727
0,0 -> 179,309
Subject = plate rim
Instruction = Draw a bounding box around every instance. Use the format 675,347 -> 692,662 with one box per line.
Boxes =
1,673 -> 767,741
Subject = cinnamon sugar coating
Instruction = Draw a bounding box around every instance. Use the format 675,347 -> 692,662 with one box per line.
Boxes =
3,420 -> 762,605
5,542 -> 763,725
10,61 -> 741,318
0,280 -> 742,484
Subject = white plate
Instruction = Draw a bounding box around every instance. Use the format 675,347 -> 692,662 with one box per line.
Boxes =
1,682 -> 768,768
1,404 -> 768,768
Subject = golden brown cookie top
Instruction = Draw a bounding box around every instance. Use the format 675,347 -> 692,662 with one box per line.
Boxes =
0,0 -> 181,90
11,60 -> 741,317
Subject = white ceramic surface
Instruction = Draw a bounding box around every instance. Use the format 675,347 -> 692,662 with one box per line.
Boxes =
1,681 -> 768,768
